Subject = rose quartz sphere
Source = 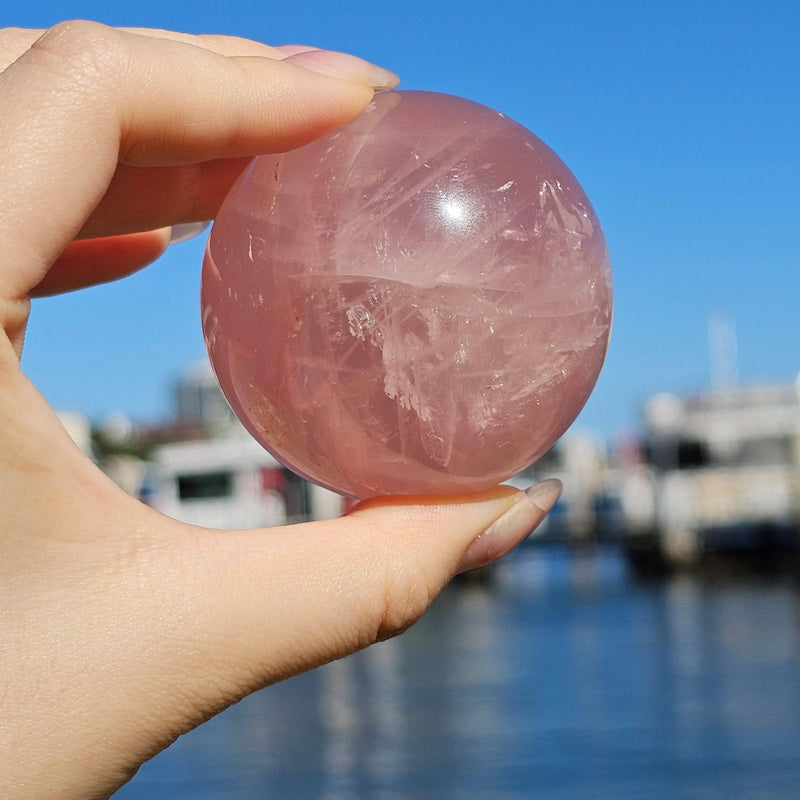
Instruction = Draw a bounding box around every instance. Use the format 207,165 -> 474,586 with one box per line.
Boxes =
202,90 -> 612,498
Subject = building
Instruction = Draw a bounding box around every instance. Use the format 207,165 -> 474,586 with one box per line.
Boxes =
619,380 -> 800,567
142,426 -> 344,528
140,363 -> 345,528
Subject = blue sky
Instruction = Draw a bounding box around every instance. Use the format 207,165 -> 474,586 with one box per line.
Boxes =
8,0 -> 800,442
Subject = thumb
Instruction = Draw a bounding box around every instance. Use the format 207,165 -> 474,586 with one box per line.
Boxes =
3,474 -> 560,798
166,480 -> 561,695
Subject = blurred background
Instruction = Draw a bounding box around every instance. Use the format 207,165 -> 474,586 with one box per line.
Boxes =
6,0 -> 800,797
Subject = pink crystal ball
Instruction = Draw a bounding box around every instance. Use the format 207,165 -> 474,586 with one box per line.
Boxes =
202,90 -> 612,498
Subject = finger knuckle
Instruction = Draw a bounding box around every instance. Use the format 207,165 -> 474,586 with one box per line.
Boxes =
30,20 -> 128,93
373,555 -> 437,642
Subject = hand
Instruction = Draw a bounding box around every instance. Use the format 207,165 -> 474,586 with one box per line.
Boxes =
0,22 -> 560,800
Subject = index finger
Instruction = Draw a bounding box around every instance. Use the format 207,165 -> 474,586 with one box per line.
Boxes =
0,21 -> 388,306
0,25 -> 299,71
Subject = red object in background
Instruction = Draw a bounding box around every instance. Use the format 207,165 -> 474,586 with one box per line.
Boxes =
260,467 -> 287,494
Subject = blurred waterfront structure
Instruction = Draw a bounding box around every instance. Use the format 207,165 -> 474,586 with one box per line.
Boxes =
139,363 -> 345,527
79,363 -> 800,570
145,427 -> 344,528
618,380 -> 800,570
67,363 -> 343,527
157,365 -> 621,537
512,430 -> 622,545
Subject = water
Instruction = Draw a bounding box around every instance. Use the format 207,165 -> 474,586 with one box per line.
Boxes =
115,546 -> 800,799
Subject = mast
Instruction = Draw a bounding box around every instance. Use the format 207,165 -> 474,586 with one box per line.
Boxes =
708,311 -> 739,391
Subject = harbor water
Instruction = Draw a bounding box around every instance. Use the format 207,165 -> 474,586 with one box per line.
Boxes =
115,545 -> 800,799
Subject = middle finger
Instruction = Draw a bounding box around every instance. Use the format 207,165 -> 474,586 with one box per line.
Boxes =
0,24 -> 297,72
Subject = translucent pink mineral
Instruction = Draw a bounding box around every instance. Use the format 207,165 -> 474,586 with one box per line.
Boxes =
202,90 -> 612,498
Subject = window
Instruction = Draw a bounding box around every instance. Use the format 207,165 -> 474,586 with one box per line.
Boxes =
177,471 -> 233,500
645,439 -> 709,470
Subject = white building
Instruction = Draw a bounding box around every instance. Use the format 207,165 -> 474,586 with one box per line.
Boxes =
143,425 -> 344,529
141,364 -> 344,529
620,381 -> 800,565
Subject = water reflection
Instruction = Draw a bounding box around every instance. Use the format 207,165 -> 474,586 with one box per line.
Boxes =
116,547 -> 800,799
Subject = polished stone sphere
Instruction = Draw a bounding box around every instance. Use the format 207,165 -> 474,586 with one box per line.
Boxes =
202,90 -> 612,498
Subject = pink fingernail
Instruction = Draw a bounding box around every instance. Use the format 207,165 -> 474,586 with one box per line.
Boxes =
456,480 -> 563,574
284,49 -> 400,92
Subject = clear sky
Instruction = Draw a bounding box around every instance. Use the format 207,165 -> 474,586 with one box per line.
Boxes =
7,0 -> 800,443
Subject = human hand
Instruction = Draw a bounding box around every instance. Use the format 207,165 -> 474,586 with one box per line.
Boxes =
0,22 -> 561,799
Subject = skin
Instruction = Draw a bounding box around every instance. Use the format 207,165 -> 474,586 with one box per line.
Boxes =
0,23 -> 557,799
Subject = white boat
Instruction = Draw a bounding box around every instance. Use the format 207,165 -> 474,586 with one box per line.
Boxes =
619,381 -> 800,568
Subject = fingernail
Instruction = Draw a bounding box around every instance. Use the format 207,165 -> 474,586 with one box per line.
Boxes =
457,479 -> 562,574
284,49 -> 400,92
169,221 -> 211,245
276,44 -> 321,57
